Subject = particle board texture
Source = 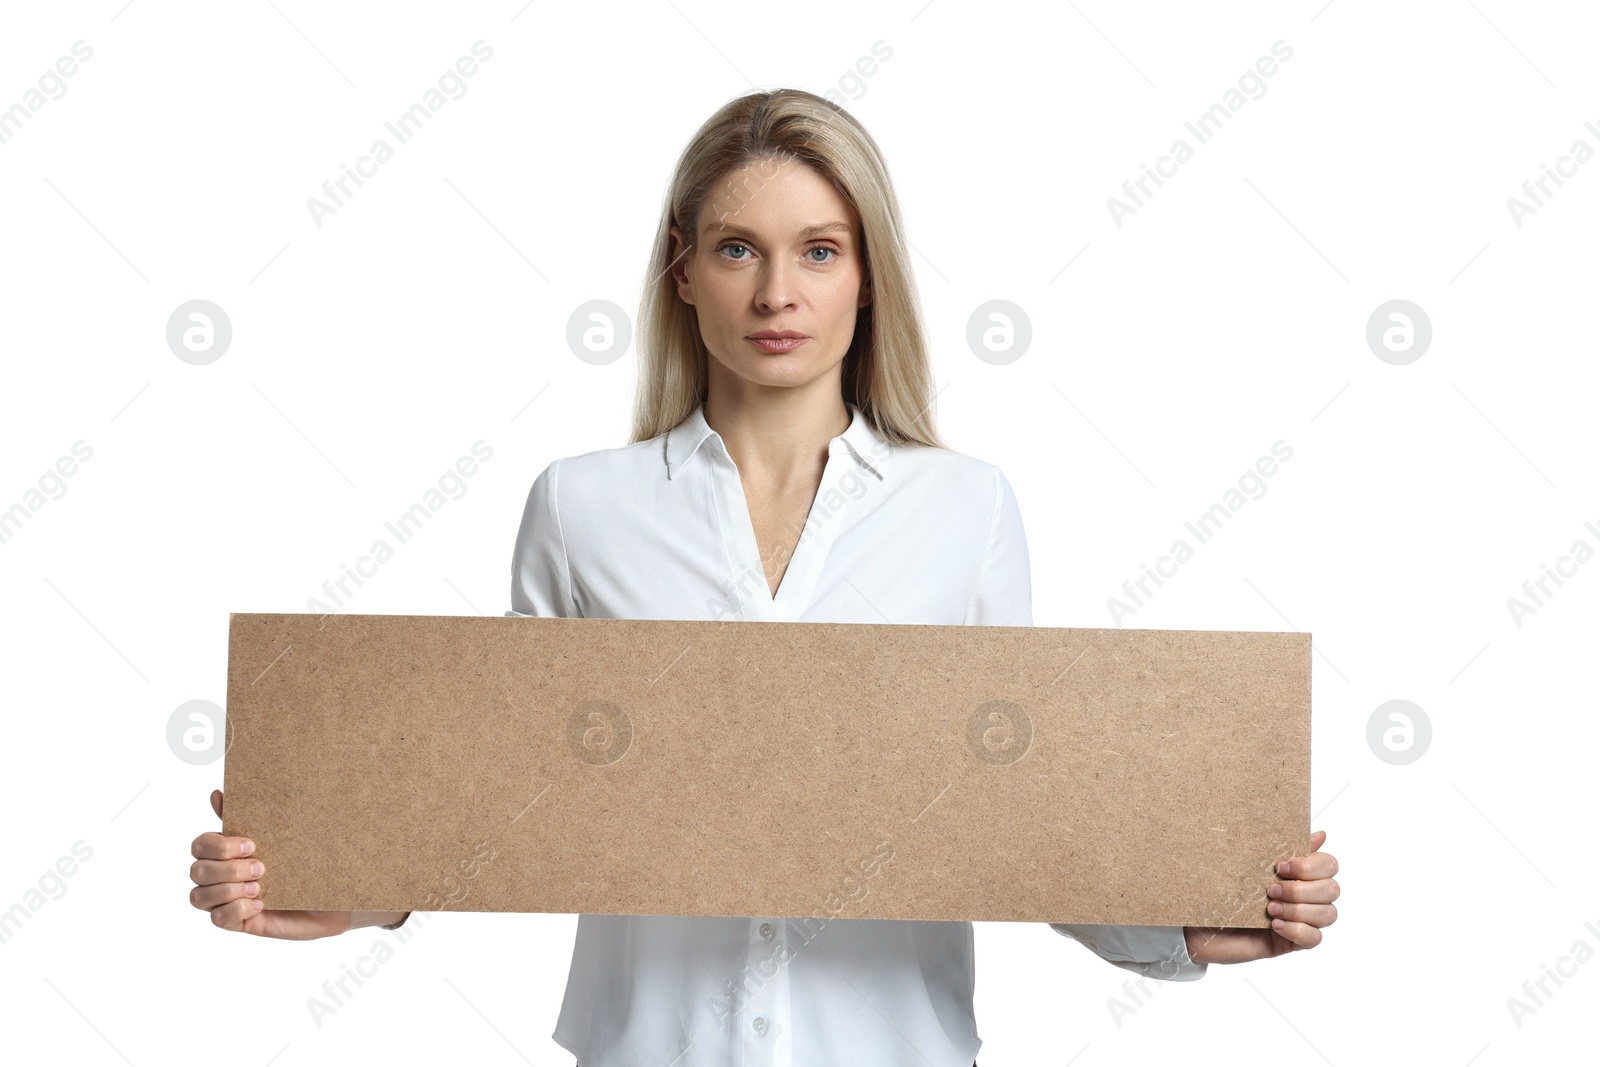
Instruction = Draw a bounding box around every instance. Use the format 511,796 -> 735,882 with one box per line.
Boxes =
221,612 -> 1311,928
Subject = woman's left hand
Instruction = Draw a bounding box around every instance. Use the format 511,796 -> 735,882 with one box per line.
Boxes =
1182,829 -> 1339,964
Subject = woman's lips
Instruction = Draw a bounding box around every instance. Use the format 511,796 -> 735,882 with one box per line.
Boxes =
748,336 -> 810,352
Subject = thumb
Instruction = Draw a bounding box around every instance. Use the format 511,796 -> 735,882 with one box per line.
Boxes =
210,789 -> 224,821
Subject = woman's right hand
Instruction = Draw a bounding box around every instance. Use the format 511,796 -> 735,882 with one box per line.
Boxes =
189,789 -> 357,940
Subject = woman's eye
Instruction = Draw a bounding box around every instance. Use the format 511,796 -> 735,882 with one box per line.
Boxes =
715,242 -> 838,263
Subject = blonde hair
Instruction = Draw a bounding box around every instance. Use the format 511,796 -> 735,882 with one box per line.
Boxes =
629,88 -> 947,450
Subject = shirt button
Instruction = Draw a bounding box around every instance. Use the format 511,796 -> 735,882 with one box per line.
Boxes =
759,922 -> 775,941
752,1016 -> 769,1035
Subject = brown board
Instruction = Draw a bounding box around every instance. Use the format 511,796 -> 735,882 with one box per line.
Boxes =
221,612 -> 1311,927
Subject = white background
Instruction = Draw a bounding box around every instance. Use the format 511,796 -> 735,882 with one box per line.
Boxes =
1,1 -> 1595,1063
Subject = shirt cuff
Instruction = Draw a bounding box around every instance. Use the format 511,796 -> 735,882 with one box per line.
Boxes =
1049,922 -> 1208,982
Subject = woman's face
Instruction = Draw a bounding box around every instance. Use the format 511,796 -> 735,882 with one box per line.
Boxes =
671,157 -> 871,395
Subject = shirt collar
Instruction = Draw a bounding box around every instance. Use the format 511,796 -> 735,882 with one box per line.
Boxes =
665,402 -> 892,481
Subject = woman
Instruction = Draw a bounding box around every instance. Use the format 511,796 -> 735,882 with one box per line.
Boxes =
189,88 -> 1339,1066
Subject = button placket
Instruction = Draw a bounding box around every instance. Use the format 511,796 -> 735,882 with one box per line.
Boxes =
740,917 -> 774,1057
742,917 -> 791,1063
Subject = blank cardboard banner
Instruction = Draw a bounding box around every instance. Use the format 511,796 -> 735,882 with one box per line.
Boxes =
221,612 -> 1311,928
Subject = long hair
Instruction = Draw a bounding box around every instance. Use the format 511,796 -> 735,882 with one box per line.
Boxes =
629,88 -> 946,449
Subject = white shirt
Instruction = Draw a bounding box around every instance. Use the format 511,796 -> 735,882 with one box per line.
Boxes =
505,401 -> 1207,1067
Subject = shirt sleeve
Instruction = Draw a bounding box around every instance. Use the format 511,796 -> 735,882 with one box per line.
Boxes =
965,466 -> 1032,627
506,458 -> 577,619
1049,922 -> 1208,982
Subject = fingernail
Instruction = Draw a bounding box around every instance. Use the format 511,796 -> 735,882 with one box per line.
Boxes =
253,899 -> 264,911
1271,917 -> 1284,928
244,882 -> 259,896
251,861 -> 263,876
1268,901 -> 1282,916
1277,861 -> 1290,875
240,841 -> 254,856
1267,884 -> 1282,898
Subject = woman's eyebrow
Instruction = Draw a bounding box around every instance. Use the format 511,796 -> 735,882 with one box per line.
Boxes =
705,221 -> 852,241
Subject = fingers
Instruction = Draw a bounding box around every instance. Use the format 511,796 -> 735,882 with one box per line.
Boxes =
189,856 -> 264,888
1266,900 -> 1336,928
1278,849 -> 1338,880
191,831 -> 255,862
209,895 -> 266,931
191,878 -> 261,912
194,790 -> 267,930
1270,916 -> 1325,949
1271,876 -> 1339,905
192,799 -> 258,888
1266,831 -> 1336,950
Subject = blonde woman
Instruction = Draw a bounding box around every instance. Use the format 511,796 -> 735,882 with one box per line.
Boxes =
189,88 -> 1339,1066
